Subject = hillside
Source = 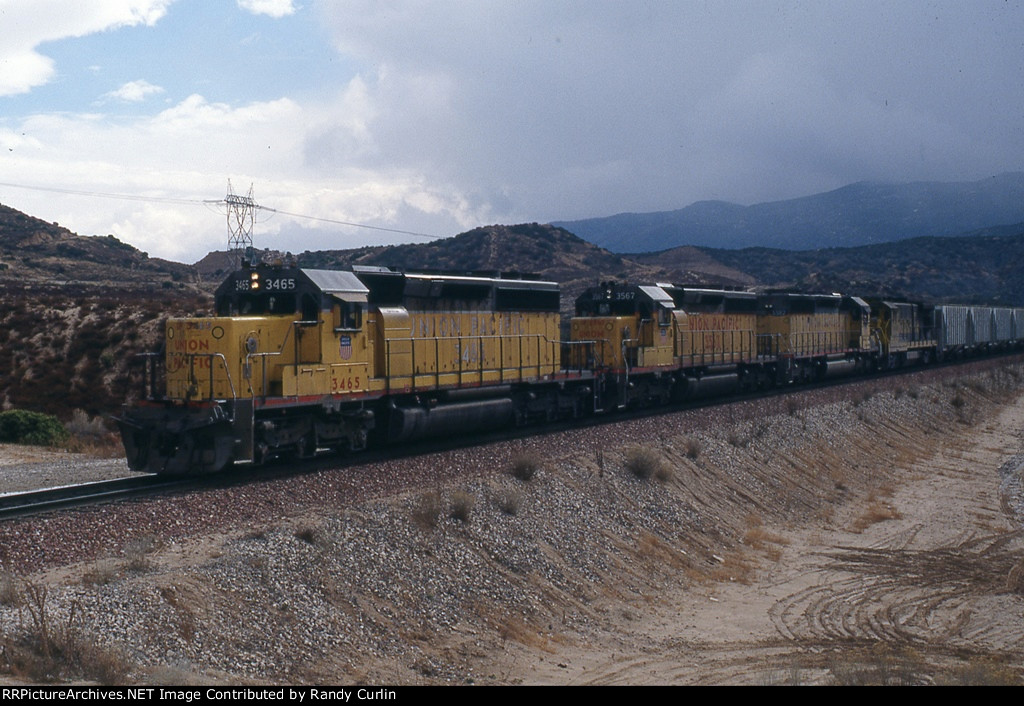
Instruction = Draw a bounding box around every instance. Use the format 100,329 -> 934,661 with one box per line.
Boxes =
0,202 -> 197,288
554,172 -> 1024,253
0,202 -> 209,418
659,224 -> 1024,305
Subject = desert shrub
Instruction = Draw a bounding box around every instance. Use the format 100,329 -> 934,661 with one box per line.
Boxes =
940,657 -> 1020,686
0,410 -> 69,446
411,491 -> 442,530
122,534 -> 161,572
495,488 -> 523,516
1,580 -> 132,683
450,491 -> 475,523
624,446 -> 664,480
683,436 -> 701,460
510,453 -> 540,482
0,570 -> 21,607
294,526 -> 322,546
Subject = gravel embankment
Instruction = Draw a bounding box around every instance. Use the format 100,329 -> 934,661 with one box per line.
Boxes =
0,359 -> 1021,684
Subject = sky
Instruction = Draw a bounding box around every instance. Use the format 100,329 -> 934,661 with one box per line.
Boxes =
0,0 -> 1022,263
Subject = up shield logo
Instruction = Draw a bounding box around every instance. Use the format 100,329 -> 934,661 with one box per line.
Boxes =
339,335 -> 352,360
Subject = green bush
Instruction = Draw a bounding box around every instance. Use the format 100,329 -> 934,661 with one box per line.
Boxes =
0,410 -> 70,446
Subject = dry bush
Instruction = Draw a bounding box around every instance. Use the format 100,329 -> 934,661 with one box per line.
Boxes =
624,446 -> 664,480
636,532 -> 688,569
683,436 -> 702,460
122,533 -> 161,572
1,579 -> 132,683
65,409 -> 122,456
294,525 -> 323,546
939,657 -> 1020,686
742,515 -> 790,559
492,613 -> 552,651
411,490 -> 442,530
495,487 -> 523,516
726,429 -> 749,448
1007,558 -> 1024,594
450,490 -> 475,523
851,489 -> 901,533
852,389 -> 874,408
81,561 -> 119,587
510,453 -> 540,482
705,550 -> 758,585
0,569 -> 21,607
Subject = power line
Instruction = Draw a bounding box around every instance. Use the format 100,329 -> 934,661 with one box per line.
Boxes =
0,180 -> 204,205
255,205 -> 438,240
0,179 -> 443,241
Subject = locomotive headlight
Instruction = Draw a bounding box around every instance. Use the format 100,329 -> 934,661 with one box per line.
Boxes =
250,271 -> 260,290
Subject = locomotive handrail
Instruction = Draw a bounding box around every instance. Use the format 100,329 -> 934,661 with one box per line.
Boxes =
242,320 -> 315,402
246,350 -> 283,402
556,338 -> 602,372
181,352 -> 237,404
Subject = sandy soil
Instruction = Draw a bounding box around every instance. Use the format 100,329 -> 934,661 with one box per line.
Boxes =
517,395 -> 1024,685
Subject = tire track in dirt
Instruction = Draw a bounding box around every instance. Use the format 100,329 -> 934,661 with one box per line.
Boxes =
522,387 -> 1024,685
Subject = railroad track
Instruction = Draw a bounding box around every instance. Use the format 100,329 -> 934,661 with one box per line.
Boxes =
0,475 -> 190,520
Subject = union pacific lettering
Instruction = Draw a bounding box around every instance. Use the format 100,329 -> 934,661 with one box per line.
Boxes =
167,353 -> 212,371
688,314 -> 750,332
171,338 -> 211,352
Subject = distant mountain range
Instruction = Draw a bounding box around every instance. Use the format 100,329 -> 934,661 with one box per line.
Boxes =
552,172 -> 1024,253
2,173 -> 1024,309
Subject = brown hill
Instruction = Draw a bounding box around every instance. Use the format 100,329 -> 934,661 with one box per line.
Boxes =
0,201 -> 196,288
0,202 -> 209,418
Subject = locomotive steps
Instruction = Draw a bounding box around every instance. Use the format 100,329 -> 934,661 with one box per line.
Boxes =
1,359 -> 1024,684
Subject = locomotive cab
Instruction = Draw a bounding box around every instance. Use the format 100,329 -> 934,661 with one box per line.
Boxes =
571,282 -> 675,369
118,259 -> 375,474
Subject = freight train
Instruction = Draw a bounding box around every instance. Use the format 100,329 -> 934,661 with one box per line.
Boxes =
116,256 -> 1024,474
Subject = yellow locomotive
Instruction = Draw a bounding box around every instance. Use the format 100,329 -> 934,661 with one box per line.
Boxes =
118,257 -> 588,474
569,283 -> 876,405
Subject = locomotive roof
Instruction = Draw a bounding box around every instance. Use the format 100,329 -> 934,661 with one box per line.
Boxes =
302,269 -> 370,296
575,282 -> 759,316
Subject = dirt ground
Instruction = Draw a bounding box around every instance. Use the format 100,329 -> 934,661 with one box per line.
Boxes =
515,394 -> 1024,685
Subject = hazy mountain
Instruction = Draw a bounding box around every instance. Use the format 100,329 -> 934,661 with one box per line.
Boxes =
553,173 -> 1024,253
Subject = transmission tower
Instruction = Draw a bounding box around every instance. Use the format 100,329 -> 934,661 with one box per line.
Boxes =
225,180 -> 257,265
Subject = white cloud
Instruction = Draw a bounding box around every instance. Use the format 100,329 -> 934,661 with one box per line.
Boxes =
0,0 -> 175,95
0,89 -> 465,261
237,0 -> 295,19
104,79 -> 165,102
